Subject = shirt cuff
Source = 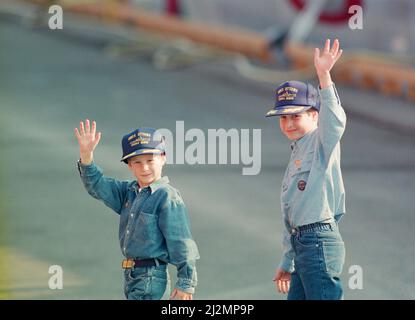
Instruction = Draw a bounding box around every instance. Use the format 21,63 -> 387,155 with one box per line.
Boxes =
279,256 -> 295,273
175,278 -> 196,294
77,160 -> 97,176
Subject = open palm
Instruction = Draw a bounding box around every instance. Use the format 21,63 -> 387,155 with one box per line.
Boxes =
74,119 -> 101,156
314,39 -> 343,75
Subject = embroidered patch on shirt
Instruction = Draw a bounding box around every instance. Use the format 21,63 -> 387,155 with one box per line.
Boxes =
298,180 -> 307,191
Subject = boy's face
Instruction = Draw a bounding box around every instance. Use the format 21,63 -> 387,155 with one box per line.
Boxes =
279,110 -> 318,141
127,153 -> 166,188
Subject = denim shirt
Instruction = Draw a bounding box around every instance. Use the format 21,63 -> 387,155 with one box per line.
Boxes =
78,162 -> 200,293
279,84 -> 347,272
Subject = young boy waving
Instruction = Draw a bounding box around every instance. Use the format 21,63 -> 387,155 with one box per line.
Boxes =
75,122 -> 199,300
267,39 -> 346,300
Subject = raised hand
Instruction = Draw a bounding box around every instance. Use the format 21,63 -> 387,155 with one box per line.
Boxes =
314,39 -> 343,88
74,119 -> 101,165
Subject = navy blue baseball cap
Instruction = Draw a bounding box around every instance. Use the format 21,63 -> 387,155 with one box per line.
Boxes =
265,80 -> 320,117
121,127 -> 165,163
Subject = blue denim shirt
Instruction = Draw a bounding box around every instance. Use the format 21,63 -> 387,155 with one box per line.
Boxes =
78,162 -> 200,293
279,84 -> 347,272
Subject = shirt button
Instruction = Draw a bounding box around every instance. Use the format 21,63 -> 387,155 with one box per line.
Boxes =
291,228 -> 296,234
126,230 -> 129,234
130,214 -> 133,218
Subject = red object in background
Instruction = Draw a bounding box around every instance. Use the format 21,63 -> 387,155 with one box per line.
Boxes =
289,0 -> 363,24
166,0 -> 180,16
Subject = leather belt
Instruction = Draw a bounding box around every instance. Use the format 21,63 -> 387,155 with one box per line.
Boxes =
122,258 -> 166,269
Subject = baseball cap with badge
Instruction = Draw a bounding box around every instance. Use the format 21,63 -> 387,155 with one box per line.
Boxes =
121,127 -> 165,163
265,80 -> 320,117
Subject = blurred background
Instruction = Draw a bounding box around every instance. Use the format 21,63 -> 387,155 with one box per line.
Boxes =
0,0 -> 414,299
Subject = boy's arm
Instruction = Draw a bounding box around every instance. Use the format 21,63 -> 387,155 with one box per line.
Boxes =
158,194 -> 199,297
75,120 -> 128,214
279,225 -> 295,274
314,39 -> 347,159
77,161 -> 128,214
273,224 -> 294,295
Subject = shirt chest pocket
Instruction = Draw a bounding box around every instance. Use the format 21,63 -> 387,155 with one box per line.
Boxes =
290,153 -> 314,177
135,212 -> 159,242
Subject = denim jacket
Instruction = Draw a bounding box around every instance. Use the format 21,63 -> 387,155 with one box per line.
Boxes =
77,162 -> 200,293
279,84 -> 347,272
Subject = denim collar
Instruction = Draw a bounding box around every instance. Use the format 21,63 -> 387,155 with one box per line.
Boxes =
129,176 -> 169,194
290,128 -> 316,151
149,176 -> 170,192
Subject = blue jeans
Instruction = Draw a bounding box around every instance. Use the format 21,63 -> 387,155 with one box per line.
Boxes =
288,222 -> 345,300
124,264 -> 171,300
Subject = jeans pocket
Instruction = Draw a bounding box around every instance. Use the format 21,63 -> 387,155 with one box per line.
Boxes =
295,232 -> 319,247
322,241 -> 345,276
125,277 -> 151,300
151,275 -> 168,300
128,266 -> 149,280
153,268 -> 168,280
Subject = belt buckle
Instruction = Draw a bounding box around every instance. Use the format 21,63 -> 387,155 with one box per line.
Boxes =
122,259 -> 135,269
